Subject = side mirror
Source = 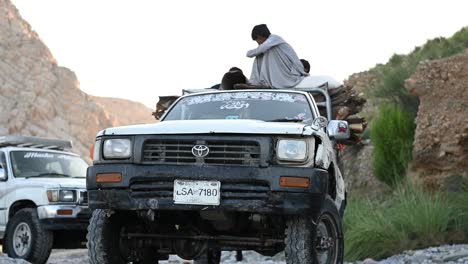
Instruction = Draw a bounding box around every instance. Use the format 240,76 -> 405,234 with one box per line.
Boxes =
0,167 -> 5,180
327,120 -> 350,140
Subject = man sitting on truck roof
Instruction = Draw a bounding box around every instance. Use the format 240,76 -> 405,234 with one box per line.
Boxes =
247,24 -> 308,88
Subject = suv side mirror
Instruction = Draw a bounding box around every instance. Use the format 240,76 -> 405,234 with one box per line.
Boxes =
327,120 -> 350,140
0,152 -> 6,180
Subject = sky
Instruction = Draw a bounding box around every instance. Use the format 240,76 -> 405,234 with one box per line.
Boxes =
11,0 -> 468,108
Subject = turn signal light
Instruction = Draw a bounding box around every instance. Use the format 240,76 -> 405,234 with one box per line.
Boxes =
57,209 -> 73,216
96,173 -> 122,183
279,176 -> 310,188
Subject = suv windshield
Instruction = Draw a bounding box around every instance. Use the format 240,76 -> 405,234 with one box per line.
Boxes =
163,91 -> 314,123
10,151 -> 88,178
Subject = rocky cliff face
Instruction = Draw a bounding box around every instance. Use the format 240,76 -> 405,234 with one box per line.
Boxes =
405,50 -> 468,189
342,73 -> 388,195
0,0 -> 154,159
90,96 -> 155,127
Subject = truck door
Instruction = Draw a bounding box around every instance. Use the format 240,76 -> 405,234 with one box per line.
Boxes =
0,151 -> 7,233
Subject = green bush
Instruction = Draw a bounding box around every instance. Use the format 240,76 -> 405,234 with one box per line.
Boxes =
390,184 -> 452,245
344,183 -> 468,261
371,104 -> 415,187
344,197 -> 408,260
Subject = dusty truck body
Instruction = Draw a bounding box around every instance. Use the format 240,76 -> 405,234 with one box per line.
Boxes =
87,88 -> 349,264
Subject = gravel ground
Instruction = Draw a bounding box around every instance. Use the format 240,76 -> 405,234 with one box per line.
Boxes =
346,244 -> 468,264
45,249 -> 286,264
44,244 -> 468,264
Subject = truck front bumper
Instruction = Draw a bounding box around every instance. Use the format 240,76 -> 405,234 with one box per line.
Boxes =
37,205 -> 91,230
87,164 -> 329,215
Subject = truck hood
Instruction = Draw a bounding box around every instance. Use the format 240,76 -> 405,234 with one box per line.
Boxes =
18,177 -> 86,189
98,120 -> 308,136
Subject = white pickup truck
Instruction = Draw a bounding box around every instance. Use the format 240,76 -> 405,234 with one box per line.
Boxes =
87,88 -> 349,264
0,136 -> 90,264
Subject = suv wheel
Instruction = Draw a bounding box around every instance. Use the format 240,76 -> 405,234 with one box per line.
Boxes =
285,196 -> 343,264
4,208 -> 53,264
87,209 -> 128,264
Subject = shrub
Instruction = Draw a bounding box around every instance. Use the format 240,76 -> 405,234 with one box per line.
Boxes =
344,197 -> 408,260
390,184 -> 452,245
371,104 -> 415,187
344,183 -> 468,261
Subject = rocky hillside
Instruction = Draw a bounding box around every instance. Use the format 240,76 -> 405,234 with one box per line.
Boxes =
405,50 -> 468,189
342,28 -> 468,194
0,0 -> 154,159
90,96 -> 155,127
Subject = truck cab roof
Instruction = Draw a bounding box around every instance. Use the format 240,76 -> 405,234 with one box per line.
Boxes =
0,136 -> 73,150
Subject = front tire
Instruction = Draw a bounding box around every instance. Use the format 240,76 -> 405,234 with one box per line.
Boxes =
87,209 -> 128,264
285,196 -> 344,264
4,208 -> 53,264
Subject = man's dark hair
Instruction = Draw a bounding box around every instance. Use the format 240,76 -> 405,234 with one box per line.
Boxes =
220,69 -> 247,90
251,24 -> 271,40
300,59 -> 310,73
229,67 -> 243,73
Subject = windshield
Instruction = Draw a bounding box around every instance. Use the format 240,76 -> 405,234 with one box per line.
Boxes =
10,151 -> 88,178
163,91 -> 314,123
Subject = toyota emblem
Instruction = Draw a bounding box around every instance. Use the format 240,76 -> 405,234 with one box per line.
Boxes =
192,145 -> 209,157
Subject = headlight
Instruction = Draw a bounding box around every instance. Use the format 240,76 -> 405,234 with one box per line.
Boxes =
277,139 -> 308,162
47,190 -> 76,202
103,138 -> 132,159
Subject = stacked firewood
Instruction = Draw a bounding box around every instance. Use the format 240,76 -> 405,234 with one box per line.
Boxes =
315,85 -> 367,145
153,95 -> 180,120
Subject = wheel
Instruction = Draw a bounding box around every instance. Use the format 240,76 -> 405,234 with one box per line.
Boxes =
285,196 -> 344,264
194,248 -> 221,264
3,208 -> 53,264
87,209 -> 129,264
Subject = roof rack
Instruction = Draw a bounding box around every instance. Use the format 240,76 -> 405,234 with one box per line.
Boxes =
294,87 -> 332,121
0,136 -> 72,150
182,88 -> 217,95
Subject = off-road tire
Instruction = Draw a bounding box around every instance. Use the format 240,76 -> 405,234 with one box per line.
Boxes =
194,248 -> 221,264
4,208 -> 53,264
87,209 -> 127,264
285,196 -> 344,264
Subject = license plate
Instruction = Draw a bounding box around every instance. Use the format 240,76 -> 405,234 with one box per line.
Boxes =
173,180 -> 221,206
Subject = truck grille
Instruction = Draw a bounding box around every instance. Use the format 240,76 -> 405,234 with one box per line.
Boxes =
130,178 -> 269,201
142,139 -> 261,166
79,191 -> 88,205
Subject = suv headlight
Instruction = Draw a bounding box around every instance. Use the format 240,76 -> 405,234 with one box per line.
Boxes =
103,138 -> 132,159
47,190 -> 76,202
277,139 -> 308,162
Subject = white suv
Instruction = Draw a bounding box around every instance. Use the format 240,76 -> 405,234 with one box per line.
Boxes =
0,136 -> 90,264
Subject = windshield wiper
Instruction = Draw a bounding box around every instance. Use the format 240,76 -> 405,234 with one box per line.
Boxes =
265,118 -> 304,123
25,173 -> 72,179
